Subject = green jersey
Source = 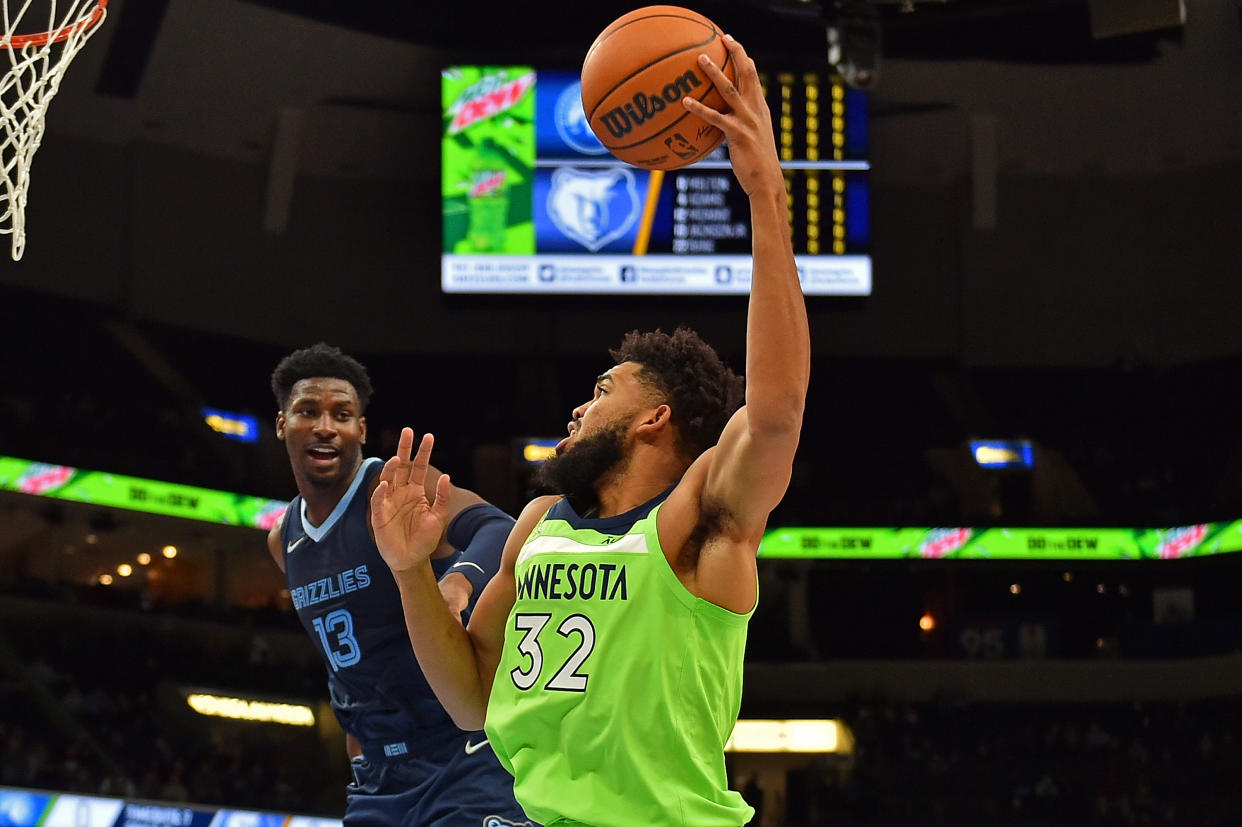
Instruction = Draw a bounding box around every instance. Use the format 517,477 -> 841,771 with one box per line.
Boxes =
485,492 -> 755,827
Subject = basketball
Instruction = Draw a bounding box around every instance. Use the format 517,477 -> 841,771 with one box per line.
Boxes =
581,5 -> 734,171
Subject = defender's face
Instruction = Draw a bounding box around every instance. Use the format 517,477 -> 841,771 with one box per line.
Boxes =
277,378 -> 366,488
556,362 -> 650,456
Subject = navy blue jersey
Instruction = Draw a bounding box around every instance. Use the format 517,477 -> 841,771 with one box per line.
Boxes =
281,458 -> 463,756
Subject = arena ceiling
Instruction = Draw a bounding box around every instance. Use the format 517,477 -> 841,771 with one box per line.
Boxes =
96,0 -> 1183,97
37,0 -> 1215,185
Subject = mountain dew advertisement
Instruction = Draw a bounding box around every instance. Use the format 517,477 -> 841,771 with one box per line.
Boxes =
759,523 -> 1242,560
442,66 -> 536,254
6,450 -> 1240,560
0,456 -> 287,531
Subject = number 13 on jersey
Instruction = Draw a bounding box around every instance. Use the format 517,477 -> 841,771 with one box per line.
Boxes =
312,608 -> 362,671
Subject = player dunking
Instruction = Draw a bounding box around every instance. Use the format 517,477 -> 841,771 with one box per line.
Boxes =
265,344 -> 533,826
370,35 -> 807,826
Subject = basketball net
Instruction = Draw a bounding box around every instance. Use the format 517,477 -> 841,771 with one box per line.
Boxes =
0,0 -> 108,260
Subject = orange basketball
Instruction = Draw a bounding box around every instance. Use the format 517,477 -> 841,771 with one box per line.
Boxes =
581,5 -> 734,171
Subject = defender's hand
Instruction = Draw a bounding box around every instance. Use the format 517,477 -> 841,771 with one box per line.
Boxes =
371,428 -> 452,574
437,572 -> 473,625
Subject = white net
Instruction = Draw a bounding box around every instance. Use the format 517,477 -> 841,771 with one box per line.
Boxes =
1,0 -> 107,260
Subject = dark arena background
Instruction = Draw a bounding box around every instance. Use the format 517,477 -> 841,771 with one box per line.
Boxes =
2,1 -> 1241,825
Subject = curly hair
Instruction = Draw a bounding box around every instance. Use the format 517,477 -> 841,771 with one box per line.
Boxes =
609,327 -> 744,459
270,343 -> 374,412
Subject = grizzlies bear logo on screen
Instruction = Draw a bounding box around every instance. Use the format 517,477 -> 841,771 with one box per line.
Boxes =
546,167 -> 641,252
554,80 -> 607,156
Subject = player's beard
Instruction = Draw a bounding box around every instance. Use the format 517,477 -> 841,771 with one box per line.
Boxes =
534,422 -> 626,516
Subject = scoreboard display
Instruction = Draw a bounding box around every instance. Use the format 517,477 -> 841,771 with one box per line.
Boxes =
441,66 -> 870,296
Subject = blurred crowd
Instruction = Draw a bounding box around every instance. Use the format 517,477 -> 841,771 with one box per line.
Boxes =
810,698 -> 1242,826
6,631 -> 1241,827
0,696 -> 318,815
0,597 -> 342,816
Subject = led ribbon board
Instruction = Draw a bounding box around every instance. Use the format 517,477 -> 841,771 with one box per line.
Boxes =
759,524 -> 1241,560
0,456 -> 287,531
5,454 -> 1235,560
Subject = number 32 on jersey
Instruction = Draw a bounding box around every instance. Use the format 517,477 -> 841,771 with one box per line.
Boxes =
510,613 -> 596,692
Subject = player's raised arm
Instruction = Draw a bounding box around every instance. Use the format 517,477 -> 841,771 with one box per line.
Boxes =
683,36 -> 811,537
371,427 -> 542,730
370,428 -> 487,727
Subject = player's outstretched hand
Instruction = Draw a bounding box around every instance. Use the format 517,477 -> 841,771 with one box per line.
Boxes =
681,35 -> 782,199
371,428 -> 452,574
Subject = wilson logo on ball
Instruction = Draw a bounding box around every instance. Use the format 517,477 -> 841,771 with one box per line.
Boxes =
580,5 -> 733,170
596,70 -> 704,139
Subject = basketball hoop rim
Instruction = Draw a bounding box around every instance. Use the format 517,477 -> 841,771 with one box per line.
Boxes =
0,0 -> 107,49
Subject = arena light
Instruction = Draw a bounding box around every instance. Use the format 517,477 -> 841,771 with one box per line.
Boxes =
970,439 -> 1034,469
724,719 -> 851,754
186,693 -> 315,727
202,408 -> 260,443
516,437 -> 559,464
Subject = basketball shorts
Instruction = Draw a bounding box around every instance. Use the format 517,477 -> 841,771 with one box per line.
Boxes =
344,729 -> 535,827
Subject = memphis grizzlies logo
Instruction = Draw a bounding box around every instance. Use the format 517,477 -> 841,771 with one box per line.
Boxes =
554,80 -> 607,155
547,167 -> 641,252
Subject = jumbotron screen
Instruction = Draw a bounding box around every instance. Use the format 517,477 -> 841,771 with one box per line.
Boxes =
440,65 -> 870,296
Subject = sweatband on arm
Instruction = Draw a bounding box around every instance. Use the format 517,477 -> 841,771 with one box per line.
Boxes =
444,502 -> 514,596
